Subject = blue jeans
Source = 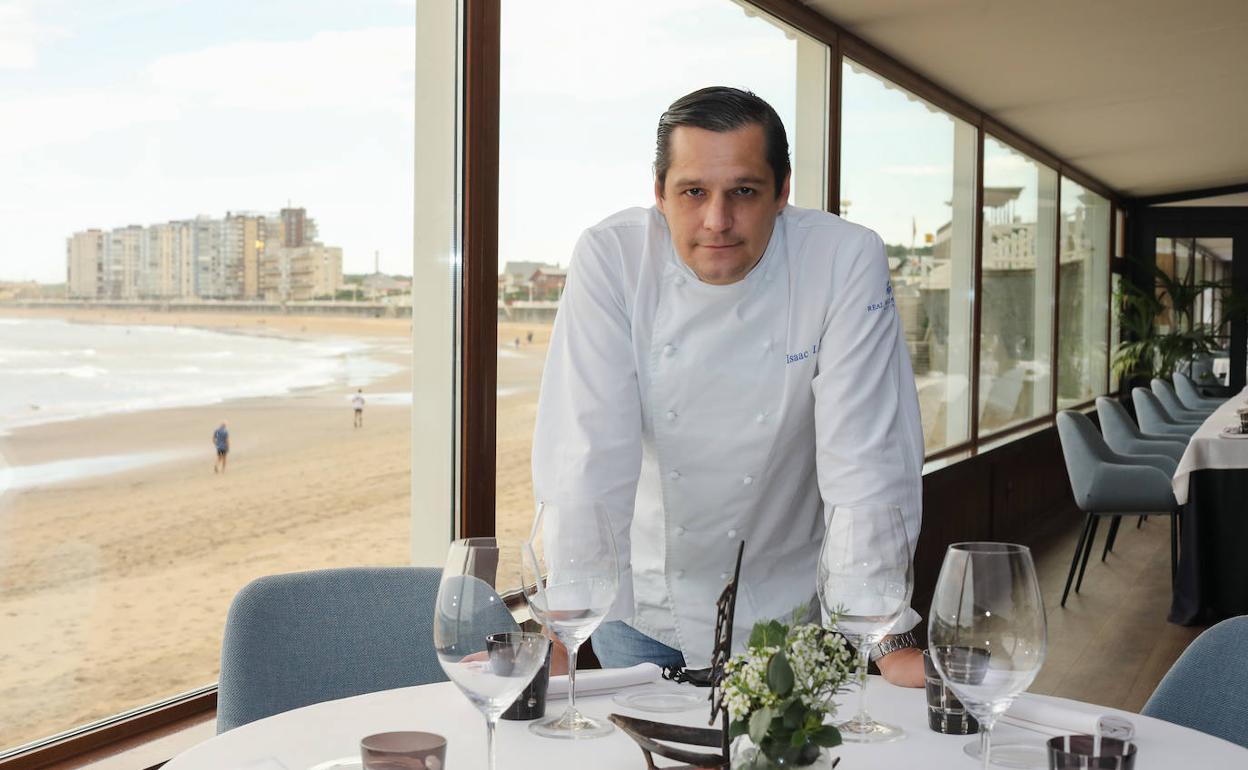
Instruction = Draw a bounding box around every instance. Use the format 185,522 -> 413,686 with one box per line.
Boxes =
591,621 -> 686,669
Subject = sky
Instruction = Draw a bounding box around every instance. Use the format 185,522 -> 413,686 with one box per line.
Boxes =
0,0 -> 1059,284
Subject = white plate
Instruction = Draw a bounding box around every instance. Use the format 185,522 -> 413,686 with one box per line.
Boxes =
1219,425 -> 1248,439
612,687 -> 706,713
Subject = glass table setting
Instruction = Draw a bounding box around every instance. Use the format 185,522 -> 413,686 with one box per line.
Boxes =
162,503 -> 1248,770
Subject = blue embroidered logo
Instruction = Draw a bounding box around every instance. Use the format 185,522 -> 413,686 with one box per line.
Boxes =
867,280 -> 896,313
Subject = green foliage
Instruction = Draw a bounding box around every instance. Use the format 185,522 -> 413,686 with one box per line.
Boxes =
727,616 -> 854,767
1112,264 -> 1237,382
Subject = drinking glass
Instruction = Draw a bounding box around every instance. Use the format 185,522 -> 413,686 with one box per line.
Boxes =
434,538 -> 549,770
521,500 -> 619,738
816,503 -> 914,743
929,543 -> 1048,770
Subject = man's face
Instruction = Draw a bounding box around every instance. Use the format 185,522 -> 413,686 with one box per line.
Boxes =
655,123 -> 790,285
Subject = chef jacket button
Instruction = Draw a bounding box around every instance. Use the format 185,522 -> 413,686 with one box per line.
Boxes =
665,410 -> 677,421
674,275 -> 686,286
675,525 -> 686,536
663,343 -> 676,357
743,475 -> 754,485
668,470 -> 681,481
719,572 -> 730,581
727,529 -> 738,538
755,412 -> 768,423
676,569 -> 686,578
763,340 -> 773,352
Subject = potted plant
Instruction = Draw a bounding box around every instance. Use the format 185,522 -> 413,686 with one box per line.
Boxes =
722,613 -> 858,769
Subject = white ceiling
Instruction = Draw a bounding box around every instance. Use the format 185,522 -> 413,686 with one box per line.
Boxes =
802,0 -> 1248,199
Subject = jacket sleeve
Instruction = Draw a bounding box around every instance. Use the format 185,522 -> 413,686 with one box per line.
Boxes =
812,228 -> 925,633
531,229 -> 643,622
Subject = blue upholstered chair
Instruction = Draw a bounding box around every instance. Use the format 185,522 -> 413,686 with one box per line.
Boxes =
1055,411 -> 1179,607
1132,388 -> 1200,439
1095,397 -> 1188,464
1173,372 -> 1227,411
217,567 -> 518,733
1143,616 -> 1248,749
1152,378 -> 1215,421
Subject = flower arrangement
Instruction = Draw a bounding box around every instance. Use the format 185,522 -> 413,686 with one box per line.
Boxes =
722,611 -> 859,768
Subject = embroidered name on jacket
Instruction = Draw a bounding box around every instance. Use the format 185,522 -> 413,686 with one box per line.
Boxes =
786,342 -> 820,364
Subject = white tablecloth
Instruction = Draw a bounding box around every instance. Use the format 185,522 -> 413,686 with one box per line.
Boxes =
164,676 -> 1246,770
1173,386 -> 1248,504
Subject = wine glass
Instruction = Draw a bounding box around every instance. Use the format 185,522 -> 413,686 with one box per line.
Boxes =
928,542 -> 1048,770
816,503 -> 914,743
434,538 -> 549,770
521,500 -> 619,739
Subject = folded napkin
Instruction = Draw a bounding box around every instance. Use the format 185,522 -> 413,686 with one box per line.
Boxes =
547,662 -> 664,699
1002,695 -> 1134,740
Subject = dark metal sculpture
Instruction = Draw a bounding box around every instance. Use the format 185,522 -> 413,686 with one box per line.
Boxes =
609,541 -> 744,770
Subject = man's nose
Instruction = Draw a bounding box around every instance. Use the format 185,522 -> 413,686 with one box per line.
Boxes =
702,194 -> 732,232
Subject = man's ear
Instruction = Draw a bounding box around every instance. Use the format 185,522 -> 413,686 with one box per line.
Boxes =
654,177 -> 666,213
775,172 -> 791,211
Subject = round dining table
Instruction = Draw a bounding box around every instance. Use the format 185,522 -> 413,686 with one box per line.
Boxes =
164,676 -> 1246,769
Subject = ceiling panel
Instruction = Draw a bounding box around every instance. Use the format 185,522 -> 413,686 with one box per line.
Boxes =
802,0 -> 1248,198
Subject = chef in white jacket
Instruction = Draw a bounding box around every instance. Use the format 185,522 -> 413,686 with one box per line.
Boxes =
532,87 -> 925,687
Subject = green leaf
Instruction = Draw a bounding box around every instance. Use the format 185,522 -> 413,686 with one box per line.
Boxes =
767,651 -> 794,697
749,619 -> 788,649
790,728 -> 808,748
782,700 -> 804,729
748,707 -> 774,746
729,719 -> 749,739
812,724 -> 842,748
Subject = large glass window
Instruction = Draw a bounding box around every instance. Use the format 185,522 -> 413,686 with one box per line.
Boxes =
1056,179 -> 1111,407
494,0 -> 829,586
978,137 -> 1057,434
840,59 -> 977,452
0,3 -> 416,752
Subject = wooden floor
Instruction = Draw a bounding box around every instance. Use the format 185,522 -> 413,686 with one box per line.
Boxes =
1028,511 -> 1206,712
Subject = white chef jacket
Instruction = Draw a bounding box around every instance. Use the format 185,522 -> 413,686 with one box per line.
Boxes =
531,205 -> 924,667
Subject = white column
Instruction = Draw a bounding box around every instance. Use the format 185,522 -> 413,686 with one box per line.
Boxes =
1034,169 -> 1058,415
792,34 -> 828,210
945,120 -> 977,444
411,0 -> 460,567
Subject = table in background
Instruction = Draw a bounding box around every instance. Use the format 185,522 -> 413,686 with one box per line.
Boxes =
1170,387 -> 1248,625
164,676 -> 1245,770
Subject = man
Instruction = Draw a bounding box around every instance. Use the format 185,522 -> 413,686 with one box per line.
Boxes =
213,421 -> 230,474
531,87 -> 925,687
352,389 -> 366,428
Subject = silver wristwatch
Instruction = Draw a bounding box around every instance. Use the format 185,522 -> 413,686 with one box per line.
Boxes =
869,631 -> 919,662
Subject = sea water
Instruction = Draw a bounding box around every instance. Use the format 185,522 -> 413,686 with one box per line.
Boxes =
0,317 -> 399,493
0,317 -> 397,435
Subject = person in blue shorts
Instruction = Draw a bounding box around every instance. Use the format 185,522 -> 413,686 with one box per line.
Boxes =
213,421 -> 230,474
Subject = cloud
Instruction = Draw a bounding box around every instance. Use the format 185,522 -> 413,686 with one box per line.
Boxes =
0,1 -> 67,69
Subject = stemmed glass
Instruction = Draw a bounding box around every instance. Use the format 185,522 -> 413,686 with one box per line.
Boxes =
928,543 -> 1048,770
434,538 -> 549,770
816,503 -> 914,743
521,500 -> 619,739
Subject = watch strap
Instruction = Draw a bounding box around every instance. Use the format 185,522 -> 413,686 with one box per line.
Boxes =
870,630 -> 919,662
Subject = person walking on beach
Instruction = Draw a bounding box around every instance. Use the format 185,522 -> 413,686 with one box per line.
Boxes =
212,421 -> 230,474
352,389 -> 366,428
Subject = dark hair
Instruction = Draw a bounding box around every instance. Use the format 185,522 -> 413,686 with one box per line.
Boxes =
654,86 -> 790,198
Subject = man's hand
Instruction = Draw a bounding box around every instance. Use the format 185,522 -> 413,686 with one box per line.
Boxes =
547,632 -> 570,675
876,646 -> 924,688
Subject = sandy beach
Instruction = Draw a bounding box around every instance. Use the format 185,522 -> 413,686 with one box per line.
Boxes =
0,306 -> 551,749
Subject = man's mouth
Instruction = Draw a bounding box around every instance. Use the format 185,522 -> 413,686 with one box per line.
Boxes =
700,242 -> 741,250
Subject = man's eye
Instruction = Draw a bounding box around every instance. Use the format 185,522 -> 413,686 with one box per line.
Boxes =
683,188 -> 705,198
735,187 -> 756,196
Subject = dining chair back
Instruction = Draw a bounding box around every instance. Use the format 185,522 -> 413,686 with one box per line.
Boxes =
217,566 -> 518,733
1173,371 -> 1226,411
1055,411 -> 1179,607
1143,616 -> 1248,749
1132,388 -> 1200,439
1095,397 -> 1187,464
1151,378 -> 1213,421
